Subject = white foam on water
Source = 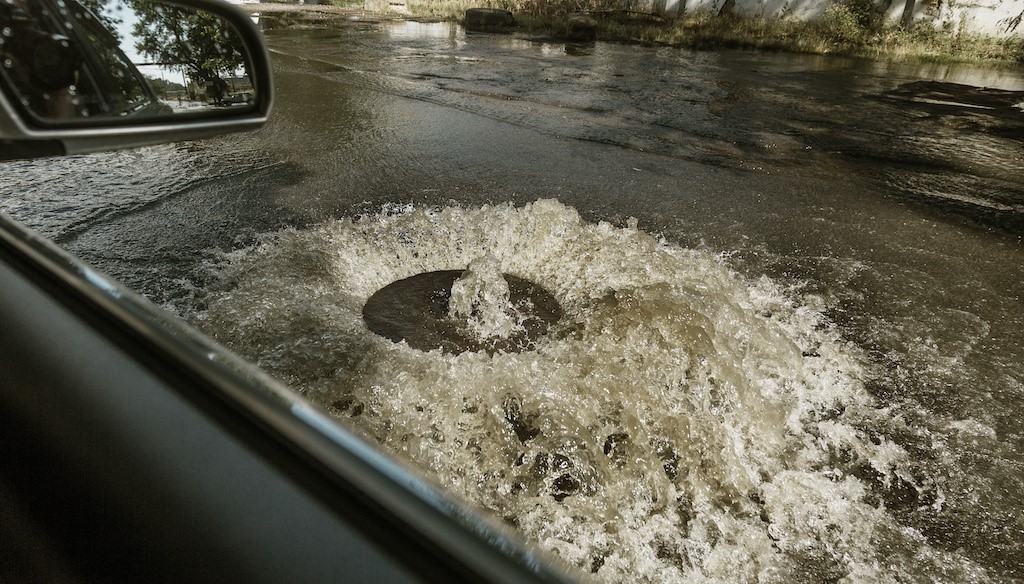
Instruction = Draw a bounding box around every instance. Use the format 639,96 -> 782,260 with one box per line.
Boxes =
194,200 -> 985,582
448,254 -> 524,341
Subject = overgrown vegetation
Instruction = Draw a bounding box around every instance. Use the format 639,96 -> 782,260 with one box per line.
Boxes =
394,0 -> 1024,63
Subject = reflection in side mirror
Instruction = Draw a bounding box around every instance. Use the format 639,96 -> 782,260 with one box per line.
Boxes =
0,0 -> 260,124
0,0 -> 271,158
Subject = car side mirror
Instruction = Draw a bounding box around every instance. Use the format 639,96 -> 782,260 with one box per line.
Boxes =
0,0 -> 272,160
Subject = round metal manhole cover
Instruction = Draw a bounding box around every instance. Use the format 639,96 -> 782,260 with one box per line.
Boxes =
362,270 -> 562,355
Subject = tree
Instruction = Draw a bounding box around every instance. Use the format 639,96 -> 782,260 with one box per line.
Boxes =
143,74 -> 186,98
78,0 -> 121,37
129,0 -> 247,102
899,0 -> 917,30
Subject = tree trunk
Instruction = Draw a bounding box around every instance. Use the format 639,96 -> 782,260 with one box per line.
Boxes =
900,0 -> 917,29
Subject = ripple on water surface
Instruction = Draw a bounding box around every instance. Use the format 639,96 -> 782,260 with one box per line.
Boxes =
194,200 -> 984,582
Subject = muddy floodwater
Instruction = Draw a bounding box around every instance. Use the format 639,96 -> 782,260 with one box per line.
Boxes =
2,15 -> 1024,583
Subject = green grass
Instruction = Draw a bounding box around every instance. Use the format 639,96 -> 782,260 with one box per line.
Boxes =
396,0 -> 1024,64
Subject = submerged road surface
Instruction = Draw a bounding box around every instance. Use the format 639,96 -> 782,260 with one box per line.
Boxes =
2,15 -> 1023,583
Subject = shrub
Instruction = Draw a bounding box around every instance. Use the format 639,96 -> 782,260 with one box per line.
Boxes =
824,0 -> 872,45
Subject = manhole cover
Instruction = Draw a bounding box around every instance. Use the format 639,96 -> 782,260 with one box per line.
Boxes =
363,269 -> 562,354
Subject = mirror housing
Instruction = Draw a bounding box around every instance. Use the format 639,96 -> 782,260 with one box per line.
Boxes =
0,0 -> 272,160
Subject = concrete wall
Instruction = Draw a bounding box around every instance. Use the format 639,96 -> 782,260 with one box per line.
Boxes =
630,0 -> 1024,38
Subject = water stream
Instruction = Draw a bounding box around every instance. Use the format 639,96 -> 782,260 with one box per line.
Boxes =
2,15 -> 1023,583
196,200 -> 969,581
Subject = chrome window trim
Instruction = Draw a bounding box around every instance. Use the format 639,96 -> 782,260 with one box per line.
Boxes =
0,1 -> 582,578
0,210 -> 580,583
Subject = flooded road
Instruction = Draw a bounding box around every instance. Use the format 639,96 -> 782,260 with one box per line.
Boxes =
3,15 -> 1024,582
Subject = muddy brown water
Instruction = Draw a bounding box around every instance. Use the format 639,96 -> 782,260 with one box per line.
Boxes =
2,16 -> 1023,582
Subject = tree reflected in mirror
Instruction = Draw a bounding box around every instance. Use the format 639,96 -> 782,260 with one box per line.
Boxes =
130,0 -> 251,107
0,0 -> 258,124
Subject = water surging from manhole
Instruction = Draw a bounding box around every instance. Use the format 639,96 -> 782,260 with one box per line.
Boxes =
363,255 -> 562,354
193,200 -> 970,583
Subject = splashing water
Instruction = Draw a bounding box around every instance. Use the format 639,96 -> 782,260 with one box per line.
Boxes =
449,254 -> 523,341
361,265 -> 561,355
194,200 -> 984,582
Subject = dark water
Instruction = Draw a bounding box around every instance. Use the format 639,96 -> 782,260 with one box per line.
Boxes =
2,16 -> 1023,582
